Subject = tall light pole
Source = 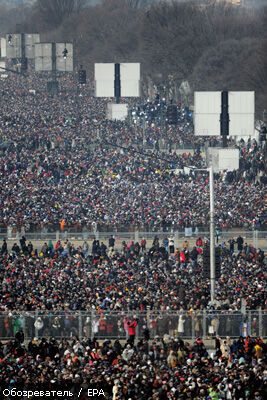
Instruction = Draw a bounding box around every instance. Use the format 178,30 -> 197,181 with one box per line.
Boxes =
191,166 -> 215,304
209,165 -> 215,304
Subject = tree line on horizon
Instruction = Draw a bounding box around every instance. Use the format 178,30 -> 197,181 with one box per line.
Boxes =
0,0 -> 266,116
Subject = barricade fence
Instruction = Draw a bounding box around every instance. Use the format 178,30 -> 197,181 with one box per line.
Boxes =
0,310 -> 266,341
0,229 -> 266,250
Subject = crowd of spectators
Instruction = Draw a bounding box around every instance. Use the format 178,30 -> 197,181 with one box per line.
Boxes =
0,55 -> 266,400
0,236 -> 265,315
0,333 -> 266,399
0,72 -> 266,232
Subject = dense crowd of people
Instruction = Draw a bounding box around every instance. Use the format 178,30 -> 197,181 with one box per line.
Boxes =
0,333 -> 266,399
0,236 -> 265,316
0,68 -> 266,399
0,72 -> 266,232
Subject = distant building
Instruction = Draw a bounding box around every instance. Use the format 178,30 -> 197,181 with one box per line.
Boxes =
218,0 -> 266,6
1,0 -> 35,6
3,0 -> 267,9
166,0 -> 267,7
229,0 -> 241,5
242,0 -> 267,7
207,0 -> 266,6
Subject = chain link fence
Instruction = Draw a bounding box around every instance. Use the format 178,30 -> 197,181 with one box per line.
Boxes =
0,310 -> 266,341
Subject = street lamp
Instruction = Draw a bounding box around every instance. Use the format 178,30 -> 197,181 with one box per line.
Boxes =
102,137 -> 217,303
190,165 -> 215,304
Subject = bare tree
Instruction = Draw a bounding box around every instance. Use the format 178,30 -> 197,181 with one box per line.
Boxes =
0,3 -> 32,33
34,0 -> 86,28
191,38 -> 267,95
124,0 -> 151,8
3,0 -> 266,114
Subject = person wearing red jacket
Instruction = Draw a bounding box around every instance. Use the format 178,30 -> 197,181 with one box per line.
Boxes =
196,237 -> 203,247
127,317 -> 139,345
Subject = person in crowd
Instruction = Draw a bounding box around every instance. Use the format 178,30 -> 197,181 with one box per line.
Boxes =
196,237 -> 203,248
126,317 -> 139,345
237,235 -> 244,252
228,238 -> 236,255
108,235 -> 115,250
140,237 -> 146,252
168,235 -> 175,254
1,239 -> 7,255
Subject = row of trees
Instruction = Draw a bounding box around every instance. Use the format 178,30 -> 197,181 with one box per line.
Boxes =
1,0 -> 266,116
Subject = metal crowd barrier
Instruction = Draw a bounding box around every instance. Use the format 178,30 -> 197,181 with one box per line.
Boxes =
0,310 -> 266,341
0,230 -> 265,250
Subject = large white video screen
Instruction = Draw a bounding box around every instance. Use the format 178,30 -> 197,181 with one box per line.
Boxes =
95,63 -> 114,97
56,43 -> 73,72
6,34 -> 22,58
194,92 -> 221,136
228,91 -> 254,136
120,63 -> 140,97
34,43 -> 52,71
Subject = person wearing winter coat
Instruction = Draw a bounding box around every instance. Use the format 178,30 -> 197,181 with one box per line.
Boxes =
122,344 -> 134,362
168,236 -> 175,254
177,347 -> 186,363
254,343 -> 263,360
167,350 -> 178,368
142,325 -> 150,341
112,379 -> 120,400
236,235 -> 244,251
140,238 -> 146,252
163,237 -> 169,253
190,246 -> 199,267
15,328 -> 24,344
194,316 -> 202,338
196,237 -> 203,247
52,316 -> 61,338
177,314 -> 185,336
211,316 -> 219,336
34,317 -> 44,337
127,317 -> 139,345
1,239 -> 8,255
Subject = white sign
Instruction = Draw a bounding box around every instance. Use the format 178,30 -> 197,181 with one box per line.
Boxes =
120,63 -> 140,97
35,42 -> 73,72
1,38 -> 6,58
95,63 -> 114,97
194,91 -> 255,137
95,63 -> 140,98
0,61 -> 6,70
206,148 -> 239,172
25,34 -> 40,59
194,92 -> 221,136
6,34 -> 21,58
35,43 -> 52,71
0,60 -> 7,79
6,33 -> 40,59
56,43 -> 73,72
228,91 -> 255,136
107,103 -> 128,121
